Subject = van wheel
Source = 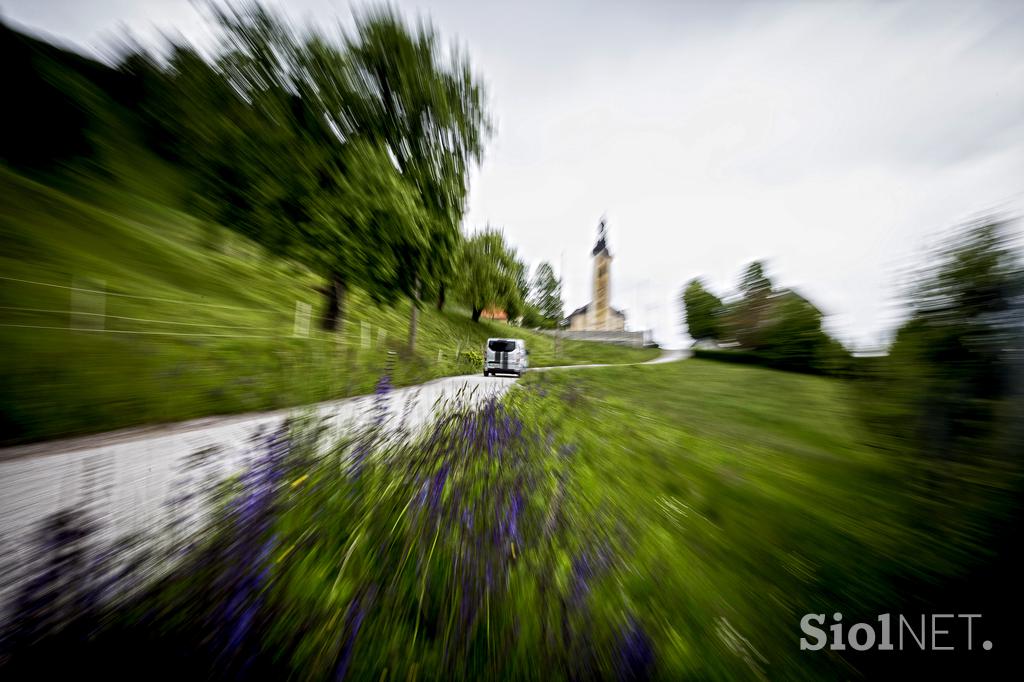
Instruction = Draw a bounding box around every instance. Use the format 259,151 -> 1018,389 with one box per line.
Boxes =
483,370 -> 489,377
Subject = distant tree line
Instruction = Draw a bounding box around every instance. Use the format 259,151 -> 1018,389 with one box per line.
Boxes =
681,261 -> 851,375
681,219 -> 1022,479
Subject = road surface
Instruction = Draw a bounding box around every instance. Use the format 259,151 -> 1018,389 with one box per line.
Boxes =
0,350 -> 684,609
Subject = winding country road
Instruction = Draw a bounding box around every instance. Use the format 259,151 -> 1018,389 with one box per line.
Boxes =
0,349 -> 684,609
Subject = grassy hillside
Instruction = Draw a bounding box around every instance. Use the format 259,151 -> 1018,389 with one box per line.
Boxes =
511,360 -> 1002,679
0,27 -> 656,445
0,169 -> 656,445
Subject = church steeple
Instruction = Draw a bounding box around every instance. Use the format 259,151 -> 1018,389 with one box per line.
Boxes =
591,217 -> 613,330
564,216 -> 627,333
592,216 -> 610,257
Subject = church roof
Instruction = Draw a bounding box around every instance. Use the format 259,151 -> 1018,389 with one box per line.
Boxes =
567,303 -> 589,318
592,217 -> 611,256
565,303 -> 626,320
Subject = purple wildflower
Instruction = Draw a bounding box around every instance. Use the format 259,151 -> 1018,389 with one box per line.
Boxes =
569,543 -> 615,609
506,490 -> 524,545
349,374 -> 392,478
371,374 -> 392,427
615,617 -> 655,681
215,425 -> 289,664
428,462 -> 450,515
334,585 -> 376,680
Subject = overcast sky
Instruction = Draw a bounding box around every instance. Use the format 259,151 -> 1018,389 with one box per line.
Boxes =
5,0 -> 1023,349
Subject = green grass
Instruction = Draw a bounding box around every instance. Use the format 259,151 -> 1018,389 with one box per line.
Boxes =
0,168 -> 656,445
512,359 -> 985,679
5,353 -> 1010,679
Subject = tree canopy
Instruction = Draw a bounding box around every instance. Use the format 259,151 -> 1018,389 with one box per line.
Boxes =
681,278 -> 724,342
345,7 -> 491,336
120,2 -> 491,335
881,218 -> 1023,461
531,262 -> 564,325
454,229 -> 525,323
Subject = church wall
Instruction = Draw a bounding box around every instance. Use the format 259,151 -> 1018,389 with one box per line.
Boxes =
538,329 -> 648,348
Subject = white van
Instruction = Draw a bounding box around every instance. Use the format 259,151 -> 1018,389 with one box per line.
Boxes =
484,338 -> 529,377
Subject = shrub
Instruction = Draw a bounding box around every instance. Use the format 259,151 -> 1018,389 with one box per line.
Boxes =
693,348 -> 831,375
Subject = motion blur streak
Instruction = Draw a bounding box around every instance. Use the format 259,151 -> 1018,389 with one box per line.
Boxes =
1,0 -> 1023,680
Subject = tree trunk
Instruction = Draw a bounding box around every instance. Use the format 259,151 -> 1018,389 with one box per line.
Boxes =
436,283 -> 446,311
472,307 -> 482,322
408,278 -> 421,350
321,272 -> 347,332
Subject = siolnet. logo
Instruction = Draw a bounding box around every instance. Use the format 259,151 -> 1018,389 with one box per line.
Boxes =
800,613 -> 993,652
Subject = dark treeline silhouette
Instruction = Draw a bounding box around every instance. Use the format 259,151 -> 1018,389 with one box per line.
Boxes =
3,24 -> 129,171
851,218 -> 1023,677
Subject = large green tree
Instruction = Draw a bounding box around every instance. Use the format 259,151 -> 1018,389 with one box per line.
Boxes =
120,3 -> 491,335
880,218 -> 1023,462
344,7 -> 491,345
739,260 -> 772,298
681,278 -> 725,342
531,262 -> 564,324
730,260 -> 774,348
507,255 -> 531,321
455,229 -> 524,323
301,140 -> 427,330
210,5 -> 414,329
123,4 -> 456,332
756,291 -> 832,372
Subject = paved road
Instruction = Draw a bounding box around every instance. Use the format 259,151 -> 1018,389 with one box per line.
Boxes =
0,350 -> 684,608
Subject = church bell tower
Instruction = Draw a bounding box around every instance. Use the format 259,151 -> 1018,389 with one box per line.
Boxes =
591,218 -> 612,331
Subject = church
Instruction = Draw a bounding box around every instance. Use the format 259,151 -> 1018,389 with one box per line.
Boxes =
564,219 -> 627,332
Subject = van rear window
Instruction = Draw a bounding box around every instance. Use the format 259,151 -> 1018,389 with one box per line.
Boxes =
488,340 -> 516,352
